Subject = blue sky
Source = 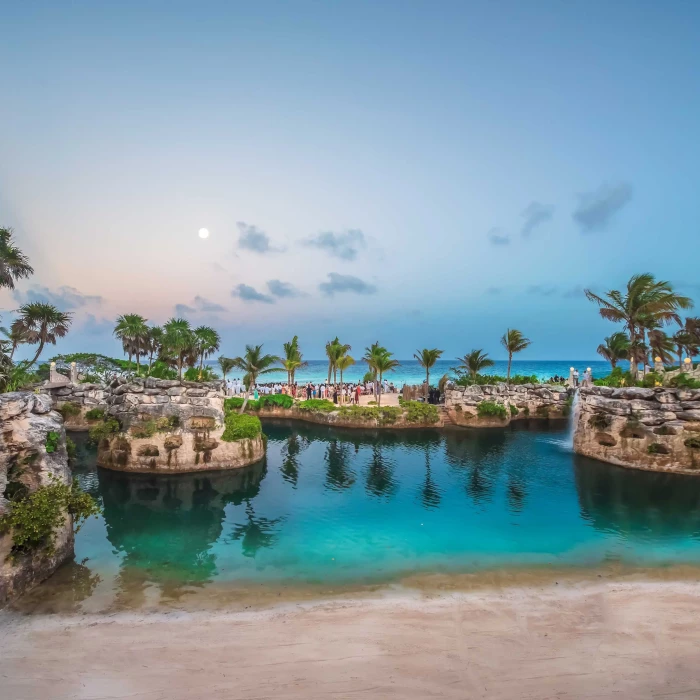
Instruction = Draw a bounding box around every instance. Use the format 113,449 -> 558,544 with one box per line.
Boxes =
1,1 -> 698,360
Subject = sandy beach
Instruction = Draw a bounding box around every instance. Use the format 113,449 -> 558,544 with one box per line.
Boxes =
3,579 -> 700,699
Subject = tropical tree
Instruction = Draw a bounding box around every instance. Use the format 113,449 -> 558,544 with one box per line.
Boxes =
145,326 -> 164,372
0,227 -> 33,290
325,337 -> 351,385
362,341 -> 387,396
596,332 -> 630,370
11,303 -> 72,366
336,354 -> 355,403
585,274 -> 693,379
673,318 -> 700,369
500,329 -> 531,383
413,348 -> 443,395
455,349 -> 494,380
363,344 -> 399,406
0,325 -> 27,360
648,330 -> 676,366
193,326 -> 221,378
218,356 -> 235,381
113,314 -> 149,371
162,318 -> 194,379
230,344 -> 280,413
281,335 -> 307,387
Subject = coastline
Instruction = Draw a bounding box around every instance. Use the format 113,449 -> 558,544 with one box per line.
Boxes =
4,575 -> 700,699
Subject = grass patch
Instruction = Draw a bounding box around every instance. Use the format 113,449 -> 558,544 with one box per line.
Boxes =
476,401 -> 507,420
510,405 -> 519,417
221,413 -> 262,441
84,408 -> 105,421
57,402 -> 81,419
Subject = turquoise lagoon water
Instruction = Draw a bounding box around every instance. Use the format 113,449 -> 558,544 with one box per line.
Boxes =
52,421 -> 700,608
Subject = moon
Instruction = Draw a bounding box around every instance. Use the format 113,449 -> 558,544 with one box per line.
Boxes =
198,228 -> 210,239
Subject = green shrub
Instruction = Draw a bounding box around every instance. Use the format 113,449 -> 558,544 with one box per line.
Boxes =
638,371 -> 663,388
403,401 -> 439,424
522,406 -> 530,416
224,397 -> 247,412
668,373 -> 700,389
648,442 -> 669,455
685,437 -> 700,449
0,478 -> 101,556
296,399 -> 337,413
455,373 -> 539,387
130,416 -> 179,438
476,401 -> 507,420
84,408 -> 105,421
147,360 -> 178,380
184,366 -> 219,382
57,402 -> 81,418
88,417 -> 121,444
66,436 -> 76,462
510,404 -> 519,417
45,431 -> 60,453
258,394 -> 293,409
221,413 -> 262,441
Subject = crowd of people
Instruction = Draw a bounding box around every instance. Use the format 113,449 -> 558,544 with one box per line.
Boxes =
224,378 -> 399,403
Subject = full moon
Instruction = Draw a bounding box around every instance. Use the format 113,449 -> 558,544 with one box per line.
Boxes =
198,228 -> 210,239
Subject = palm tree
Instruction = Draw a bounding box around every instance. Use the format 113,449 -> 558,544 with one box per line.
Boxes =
455,349 -> 494,380
0,325 -> 27,360
162,318 -> 194,379
585,274 -> 693,379
145,326 -> 164,372
114,314 -> 149,371
0,227 -> 33,290
362,342 -> 387,397
367,349 -> 399,407
673,317 -> 700,369
596,332 -> 630,370
648,330 -> 675,366
231,344 -> 280,413
11,303 -> 72,366
413,348 -> 443,396
218,356 -> 235,381
193,326 -> 221,378
325,337 -> 351,385
281,336 -> 307,387
500,329 -> 531,383
336,354 -> 355,403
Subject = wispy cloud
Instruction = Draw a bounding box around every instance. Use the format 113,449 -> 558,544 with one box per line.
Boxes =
236,221 -> 283,254
527,285 -> 558,297
13,285 -> 103,309
82,314 -> 113,335
521,201 -> 553,237
319,273 -> 377,297
487,228 -> 510,246
573,183 -> 633,232
267,279 -> 301,298
303,229 -> 366,261
231,283 -> 274,304
174,296 -> 226,317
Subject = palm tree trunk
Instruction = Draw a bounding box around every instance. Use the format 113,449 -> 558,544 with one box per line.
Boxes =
426,367 -> 429,399
378,371 -> 383,407
507,353 -> 512,383
10,342 -> 17,360
339,369 -> 344,404
240,374 -> 254,414
149,351 -> 154,372
28,340 -> 46,367
178,356 -> 183,380
136,342 -> 140,373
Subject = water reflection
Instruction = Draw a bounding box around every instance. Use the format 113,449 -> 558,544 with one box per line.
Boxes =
365,445 -> 398,498
281,433 -> 304,487
418,447 -> 442,509
230,503 -> 284,557
325,439 -> 355,491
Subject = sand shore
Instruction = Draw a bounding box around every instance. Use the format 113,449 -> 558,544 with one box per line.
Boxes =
2,579 -> 700,699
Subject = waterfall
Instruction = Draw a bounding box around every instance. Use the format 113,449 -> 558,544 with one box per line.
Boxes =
567,390 -> 580,450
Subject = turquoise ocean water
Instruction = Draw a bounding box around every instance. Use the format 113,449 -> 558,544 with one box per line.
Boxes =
31,422 -> 700,611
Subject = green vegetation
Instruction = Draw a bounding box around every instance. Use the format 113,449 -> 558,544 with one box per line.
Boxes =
402,400 -> 439,424
501,329 -> 531,382
57,402 -> 81,419
684,437 -> 700,449
510,404 -> 519,417
668,373 -> 700,389
594,367 -> 633,387
413,348 -> 444,391
88,417 -> 121,444
45,431 -> 60,453
84,408 -> 105,421
184,366 -> 219,382
477,400 -> 507,420
362,342 -> 400,406
296,399 -> 337,413
230,344 -> 281,412
11,302 -> 72,368
130,415 -> 180,438
455,349 -> 494,380
224,394 -> 294,413
455,373 -> 540,387
114,313 -> 149,373
0,478 -> 100,556
221,412 -> 262,441
647,442 -> 669,455
596,332 -> 631,370
218,356 -> 235,381
65,436 -> 76,462
193,325 -> 221,378
281,336 -> 307,387
326,337 -> 352,384
338,404 -> 402,424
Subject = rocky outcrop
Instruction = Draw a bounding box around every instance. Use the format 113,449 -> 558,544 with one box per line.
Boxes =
573,386 -> 700,474
0,392 -> 73,606
45,382 -> 109,430
97,378 -> 264,473
443,383 -> 572,427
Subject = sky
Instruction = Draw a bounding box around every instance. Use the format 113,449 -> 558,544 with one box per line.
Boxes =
1,1 -> 699,361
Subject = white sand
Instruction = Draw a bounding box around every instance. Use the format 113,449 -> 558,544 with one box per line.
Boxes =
2,580 -> 700,699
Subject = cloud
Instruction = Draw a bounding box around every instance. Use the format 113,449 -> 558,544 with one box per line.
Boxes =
267,279 -> 301,298
573,183 -> 633,232
487,228 -> 510,246
303,229 -> 366,261
319,273 -> 377,297
82,314 -> 113,335
13,285 -> 102,309
521,202 -> 553,237
563,286 -> 585,299
527,285 -> 558,297
485,287 -> 502,295
236,221 -> 283,254
231,283 -> 274,304
174,296 -> 227,317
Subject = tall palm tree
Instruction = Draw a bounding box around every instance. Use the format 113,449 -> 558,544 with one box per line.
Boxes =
11,303 -> 72,366
413,348 -> 443,395
162,318 -> 194,379
193,326 -> 221,378
585,274 -> 693,379
455,349 -> 494,380
281,335 -> 307,387
0,325 -> 27,360
218,356 -> 235,381
362,341 -> 387,397
673,317 -> 700,369
0,227 -> 33,290
336,354 -> 355,403
325,337 -> 351,385
368,349 -> 400,407
231,344 -> 281,413
145,325 -> 164,372
596,332 -> 630,370
113,314 -> 149,371
648,330 -> 675,366
500,329 -> 531,383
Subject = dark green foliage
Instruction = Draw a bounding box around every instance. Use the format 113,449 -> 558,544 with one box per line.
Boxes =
337,404 -> 403,424
84,408 -> 105,421
224,397 -> 246,411
588,412 -> 610,429
57,402 -> 81,418
130,416 -> 179,438
510,404 -> 519,417
668,373 -> 700,389
455,373 -> 539,387
296,399 -> 337,413
476,401 -> 507,419
536,405 -> 550,417
402,401 -> 439,424
0,478 -> 101,556
522,406 -> 530,416
184,366 -> 219,382
88,417 -> 121,444
221,413 -> 262,441
647,442 -> 669,455
147,360 -> 178,379
594,367 -> 633,387
65,436 -> 76,462
638,371 -> 663,388
685,437 -> 700,449
45,431 -> 60,453
258,394 -> 293,409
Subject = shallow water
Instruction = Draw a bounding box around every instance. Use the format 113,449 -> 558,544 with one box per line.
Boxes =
19,423 -> 700,611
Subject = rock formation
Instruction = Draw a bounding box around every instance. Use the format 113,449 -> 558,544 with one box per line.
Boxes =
45,382 -> 109,430
0,392 -> 73,605
573,386 -> 700,474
